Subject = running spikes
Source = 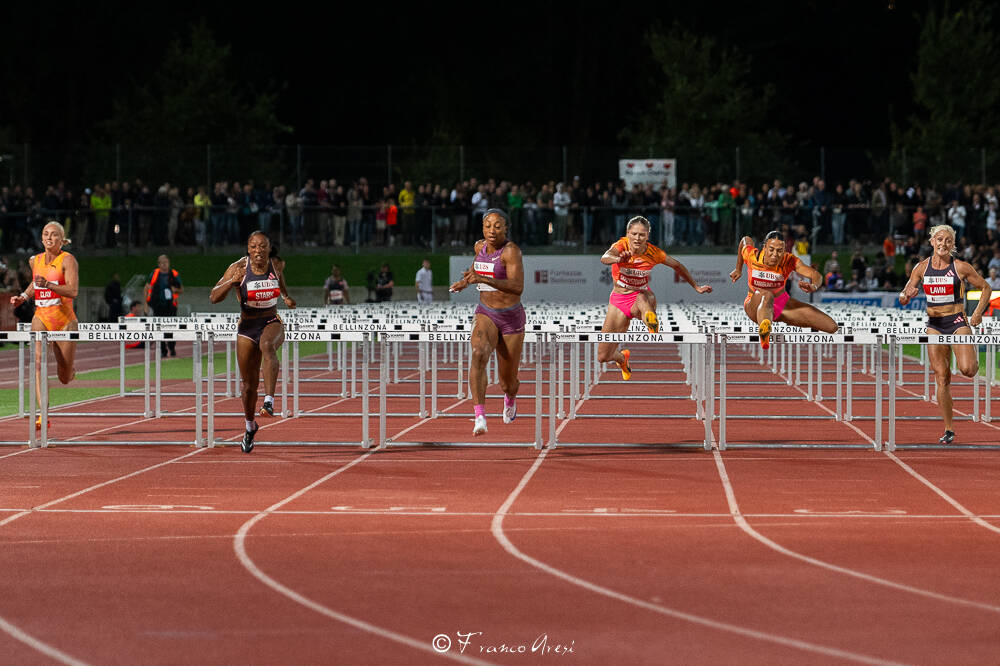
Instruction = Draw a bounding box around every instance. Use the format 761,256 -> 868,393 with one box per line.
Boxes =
503,398 -> 517,424
644,310 -> 659,334
473,414 -> 488,436
259,401 -> 275,417
938,430 -> 955,445
616,349 -> 632,381
242,422 -> 259,453
35,417 -> 51,430
759,319 -> 772,350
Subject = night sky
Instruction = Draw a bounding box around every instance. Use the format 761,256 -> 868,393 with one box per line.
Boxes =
0,1 -> 957,159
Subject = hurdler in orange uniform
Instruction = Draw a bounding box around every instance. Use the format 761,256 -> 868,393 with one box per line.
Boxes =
730,230 -> 836,349
8,221 -> 80,428
598,215 -> 712,380
32,250 -> 77,331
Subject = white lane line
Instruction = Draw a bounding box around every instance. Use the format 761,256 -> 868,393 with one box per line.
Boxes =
711,355 -> 1000,613
490,448 -> 898,664
0,616 -> 88,666
712,449 -> 1000,614
883,451 -> 1000,536
231,451 -> 487,663
0,447 -> 205,665
0,448 -> 34,460
0,449 -> 204,528
784,356 -> 1000,534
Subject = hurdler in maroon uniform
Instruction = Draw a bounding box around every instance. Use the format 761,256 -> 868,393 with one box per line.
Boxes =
210,231 -> 297,452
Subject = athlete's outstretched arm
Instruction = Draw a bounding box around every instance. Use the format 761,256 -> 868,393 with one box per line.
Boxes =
663,255 -> 712,294
730,236 -> 754,282
276,266 -> 296,309
792,260 -> 822,293
958,259 -> 991,326
898,259 -> 927,306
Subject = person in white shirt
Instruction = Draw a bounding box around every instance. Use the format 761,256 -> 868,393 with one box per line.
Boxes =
553,182 -> 572,245
947,199 -> 967,242
415,258 -> 433,303
986,266 -> 1000,290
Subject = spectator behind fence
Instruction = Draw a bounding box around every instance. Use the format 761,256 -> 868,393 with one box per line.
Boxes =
91,186 -> 112,248
104,272 -> 123,322
415,258 -> 433,304
986,266 -> 1000,290
375,263 -> 394,302
145,254 -> 182,357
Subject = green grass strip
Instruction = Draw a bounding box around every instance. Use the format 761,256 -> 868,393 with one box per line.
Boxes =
0,341 -> 337,417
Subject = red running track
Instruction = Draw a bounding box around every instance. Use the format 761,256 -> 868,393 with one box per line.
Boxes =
3,445 -> 1000,663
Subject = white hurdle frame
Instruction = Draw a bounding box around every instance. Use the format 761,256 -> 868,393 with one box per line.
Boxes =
715,332 -> 883,451
378,331 -> 545,450
547,331 -> 712,450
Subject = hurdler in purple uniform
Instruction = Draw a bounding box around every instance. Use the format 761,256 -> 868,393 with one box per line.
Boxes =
449,208 -> 525,436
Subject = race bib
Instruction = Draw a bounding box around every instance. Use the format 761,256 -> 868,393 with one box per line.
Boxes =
246,278 -> 280,308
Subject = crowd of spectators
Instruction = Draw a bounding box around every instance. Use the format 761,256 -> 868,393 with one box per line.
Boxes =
2,175 -> 999,285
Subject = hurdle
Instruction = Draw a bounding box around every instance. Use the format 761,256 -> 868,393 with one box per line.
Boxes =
546,331 -> 712,449
714,332 -> 884,451
201,328 -> 373,448
30,329 -> 204,447
377,330 -> 546,449
884,333 -> 1000,451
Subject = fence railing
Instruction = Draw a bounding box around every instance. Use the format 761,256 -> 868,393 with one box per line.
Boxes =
0,200 -> 992,256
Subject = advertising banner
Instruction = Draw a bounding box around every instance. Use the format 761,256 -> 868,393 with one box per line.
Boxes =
450,254 -> 745,304
618,158 -> 676,190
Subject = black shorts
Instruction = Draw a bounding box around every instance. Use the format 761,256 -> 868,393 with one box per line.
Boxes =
237,315 -> 281,347
927,312 -> 968,335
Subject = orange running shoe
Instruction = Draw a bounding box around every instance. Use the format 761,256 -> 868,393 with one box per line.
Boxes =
644,310 -> 659,334
759,318 -> 772,350
35,417 -> 51,430
616,349 -> 632,380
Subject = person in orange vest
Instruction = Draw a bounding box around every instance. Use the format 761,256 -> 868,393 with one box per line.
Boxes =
144,254 -> 183,357
124,300 -> 146,349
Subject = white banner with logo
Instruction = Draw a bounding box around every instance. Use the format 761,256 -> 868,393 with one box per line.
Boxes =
619,158 -> 676,191
449,254 -> 745,303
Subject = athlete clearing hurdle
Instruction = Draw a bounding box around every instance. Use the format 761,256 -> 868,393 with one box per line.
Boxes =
730,230 -> 837,349
597,216 -> 711,379
899,224 -> 991,444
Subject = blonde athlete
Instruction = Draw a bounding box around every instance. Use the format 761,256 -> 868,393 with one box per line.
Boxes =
597,216 -> 711,379
899,224 -> 991,444
9,221 -> 79,429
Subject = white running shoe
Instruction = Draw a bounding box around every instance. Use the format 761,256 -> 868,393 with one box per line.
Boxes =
473,415 -> 488,436
502,399 -> 517,424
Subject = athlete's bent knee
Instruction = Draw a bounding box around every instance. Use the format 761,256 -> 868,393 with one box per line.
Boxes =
958,361 -> 979,378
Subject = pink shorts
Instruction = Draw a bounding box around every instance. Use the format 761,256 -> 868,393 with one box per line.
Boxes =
744,289 -> 790,320
609,291 -> 642,318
